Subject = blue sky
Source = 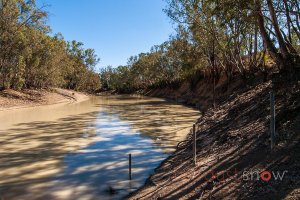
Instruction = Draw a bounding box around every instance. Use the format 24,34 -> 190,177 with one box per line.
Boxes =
37,0 -> 174,69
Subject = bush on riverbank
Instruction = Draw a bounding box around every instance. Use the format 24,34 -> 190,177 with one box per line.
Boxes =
100,0 -> 300,97
0,1 -> 101,93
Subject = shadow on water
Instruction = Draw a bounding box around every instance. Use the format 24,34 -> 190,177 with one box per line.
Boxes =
0,95 -> 199,200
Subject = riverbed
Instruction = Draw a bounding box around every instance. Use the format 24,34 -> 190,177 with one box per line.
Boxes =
0,95 -> 199,200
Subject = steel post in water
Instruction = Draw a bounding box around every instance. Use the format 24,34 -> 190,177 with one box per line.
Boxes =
193,124 -> 197,166
270,91 -> 275,150
129,153 -> 132,180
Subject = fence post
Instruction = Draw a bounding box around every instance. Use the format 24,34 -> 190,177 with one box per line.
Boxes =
270,91 -> 275,150
193,124 -> 197,166
129,154 -> 132,180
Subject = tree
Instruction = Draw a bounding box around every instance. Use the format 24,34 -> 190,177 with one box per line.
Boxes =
0,0 -> 101,92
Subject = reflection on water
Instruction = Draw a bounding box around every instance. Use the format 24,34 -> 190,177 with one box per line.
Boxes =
0,95 -> 199,200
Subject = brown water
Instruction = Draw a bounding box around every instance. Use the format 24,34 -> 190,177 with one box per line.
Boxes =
0,95 -> 199,200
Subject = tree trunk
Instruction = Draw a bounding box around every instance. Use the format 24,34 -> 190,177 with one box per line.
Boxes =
255,0 -> 285,69
283,0 -> 292,42
266,0 -> 289,59
284,0 -> 300,41
254,23 -> 258,66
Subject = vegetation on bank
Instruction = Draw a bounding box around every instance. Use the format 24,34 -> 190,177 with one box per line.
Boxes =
1,0 -> 300,95
100,0 -> 300,93
0,0 -> 101,92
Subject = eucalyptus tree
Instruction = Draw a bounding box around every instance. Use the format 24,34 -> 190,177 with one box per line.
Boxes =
65,40 -> 100,91
0,0 -> 47,89
255,0 -> 300,71
0,0 -> 101,92
165,0 -> 300,74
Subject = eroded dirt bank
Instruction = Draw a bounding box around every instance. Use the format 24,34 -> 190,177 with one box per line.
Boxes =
129,74 -> 300,199
0,88 -> 89,111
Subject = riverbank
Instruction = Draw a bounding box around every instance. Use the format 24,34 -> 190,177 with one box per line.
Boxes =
128,74 -> 300,199
0,88 -> 89,111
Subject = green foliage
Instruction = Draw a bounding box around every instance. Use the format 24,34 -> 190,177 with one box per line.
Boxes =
101,0 -> 300,92
0,0 -> 101,92
1,0 -> 299,93
100,29 -> 200,92
13,55 -> 26,90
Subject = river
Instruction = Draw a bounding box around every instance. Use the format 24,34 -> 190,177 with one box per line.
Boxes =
0,95 -> 199,200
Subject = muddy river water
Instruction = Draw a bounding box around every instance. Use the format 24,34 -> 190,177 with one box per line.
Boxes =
0,95 -> 199,200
